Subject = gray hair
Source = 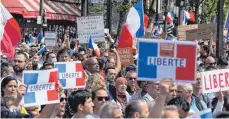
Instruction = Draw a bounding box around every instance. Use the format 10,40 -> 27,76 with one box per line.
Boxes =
98,102 -> 121,118
182,83 -> 193,93
161,105 -> 179,118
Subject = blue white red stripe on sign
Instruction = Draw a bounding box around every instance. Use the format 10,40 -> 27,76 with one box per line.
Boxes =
137,39 -> 197,82
54,61 -> 85,89
22,69 -> 59,107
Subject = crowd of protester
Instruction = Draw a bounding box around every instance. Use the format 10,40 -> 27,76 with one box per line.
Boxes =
1,32 -> 229,118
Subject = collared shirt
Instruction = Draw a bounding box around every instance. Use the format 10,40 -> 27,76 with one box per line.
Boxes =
130,89 -> 154,103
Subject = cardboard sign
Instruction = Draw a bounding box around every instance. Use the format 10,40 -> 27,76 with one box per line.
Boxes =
54,61 -> 85,89
201,69 -> 229,94
77,16 -> 105,44
109,48 -> 134,67
22,69 -> 59,107
137,39 -> 197,82
177,24 -> 198,40
185,24 -> 217,41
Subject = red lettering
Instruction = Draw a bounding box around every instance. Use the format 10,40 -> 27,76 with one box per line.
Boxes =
225,72 -> 229,87
204,76 -> 210,90
218,73 -> 224,88
209,74 -> 212,89
213,74 -> 218,88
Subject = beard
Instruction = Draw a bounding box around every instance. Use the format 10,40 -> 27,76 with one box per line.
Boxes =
13,65 -> 25,73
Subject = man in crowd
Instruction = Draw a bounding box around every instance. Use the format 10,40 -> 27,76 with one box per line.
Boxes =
46,52 -> 57,62
92,88 -> 110,115
68,90 -> 95,118
57,48 -> 71,62
11,52 -> 28,83
99,102 -> 123,118
161,106 -> 180,118
125,70 -> 138,96
85,57 -> 100,76
125,100 -> 149,118
130,81 -> 153,102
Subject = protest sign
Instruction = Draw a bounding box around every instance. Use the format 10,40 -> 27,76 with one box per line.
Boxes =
201,69 -> 229,94
109,48 -> 134,67
45,31 -> 57,49
54,61 -> 85,89
185,24 -> 217,41
187,108 -> 213,118
22,69 -> 59,107
77,16 -> 105,44
137,39 -> 197,82
177,24 -> 198,40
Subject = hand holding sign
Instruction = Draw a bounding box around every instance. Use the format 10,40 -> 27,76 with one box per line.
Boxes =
18,84 -> 27,97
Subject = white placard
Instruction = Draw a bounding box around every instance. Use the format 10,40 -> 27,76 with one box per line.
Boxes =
201,69 -> 229,94
77,16 -> 105,43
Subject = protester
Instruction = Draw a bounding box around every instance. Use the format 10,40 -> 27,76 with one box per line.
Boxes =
99,102 -> 123,118
57,48 -> 71,62
92,88 -> 110,115
125,100 -> 149,118
11,52 -> 29,83
167,96 -> 190,118
125,70 -> 138,96
85,58 -> 100,75
115,77 -> 131,113
86,73 -> 106,92
161,105 -> 180,118
68,90 -> 95,118
130,81 -> 153,102
178,83 -> 207,113
46,52 -> 57,62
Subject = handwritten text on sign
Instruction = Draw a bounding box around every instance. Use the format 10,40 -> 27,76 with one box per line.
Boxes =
77,16 -> 105,43
201,69 -> 229,94
109,48 -> 134,67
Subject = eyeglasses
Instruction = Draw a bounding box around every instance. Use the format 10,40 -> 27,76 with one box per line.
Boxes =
127,77 -> 136,80
96,96 -> 109,101
60,97 -> 67,102
207,62 -> 216,65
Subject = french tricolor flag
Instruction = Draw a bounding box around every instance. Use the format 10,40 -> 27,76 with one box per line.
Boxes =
22,69 -> 59,107
54,62 -> 85,89
187,108 -> 213,119
118,0 -> 144,49
0,3 -> 22,59
166,12 -> 174,24
88,36 -> 100,57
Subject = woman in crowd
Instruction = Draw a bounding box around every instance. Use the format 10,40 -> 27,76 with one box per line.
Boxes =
86,73 -> 107,92
1,76 -> 29,118
115,77 -> 131,113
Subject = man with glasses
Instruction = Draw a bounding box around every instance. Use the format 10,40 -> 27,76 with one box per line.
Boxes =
205,56 -> 217,69
125,70 -> 138,96
92,88 -> 110,115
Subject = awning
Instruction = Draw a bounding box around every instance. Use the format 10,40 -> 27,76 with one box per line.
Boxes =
2,0 -> 81,21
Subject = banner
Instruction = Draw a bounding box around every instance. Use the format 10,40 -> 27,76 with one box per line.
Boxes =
137,39 -> 197,82
45,31 -> 57,49
22,69 -> 59,107
201,69 -> 229,94
77,16 -> 105,44
54,61 -> 85,89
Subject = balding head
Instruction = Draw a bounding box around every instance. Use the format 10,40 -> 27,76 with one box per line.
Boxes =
205,56 -> 215,64
205,56 -> 216,68
125,100 -> 149,118
85,57 -> 100,74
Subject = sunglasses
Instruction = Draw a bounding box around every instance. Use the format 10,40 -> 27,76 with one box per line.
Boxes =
207,62 -> 216,65
127,77 -> 136,80
60,97 -> 67,102
96,96 -> 109,101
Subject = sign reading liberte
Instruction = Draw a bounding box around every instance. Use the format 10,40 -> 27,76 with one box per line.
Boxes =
201,69 -> 229,94
77,16 -> 105,44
